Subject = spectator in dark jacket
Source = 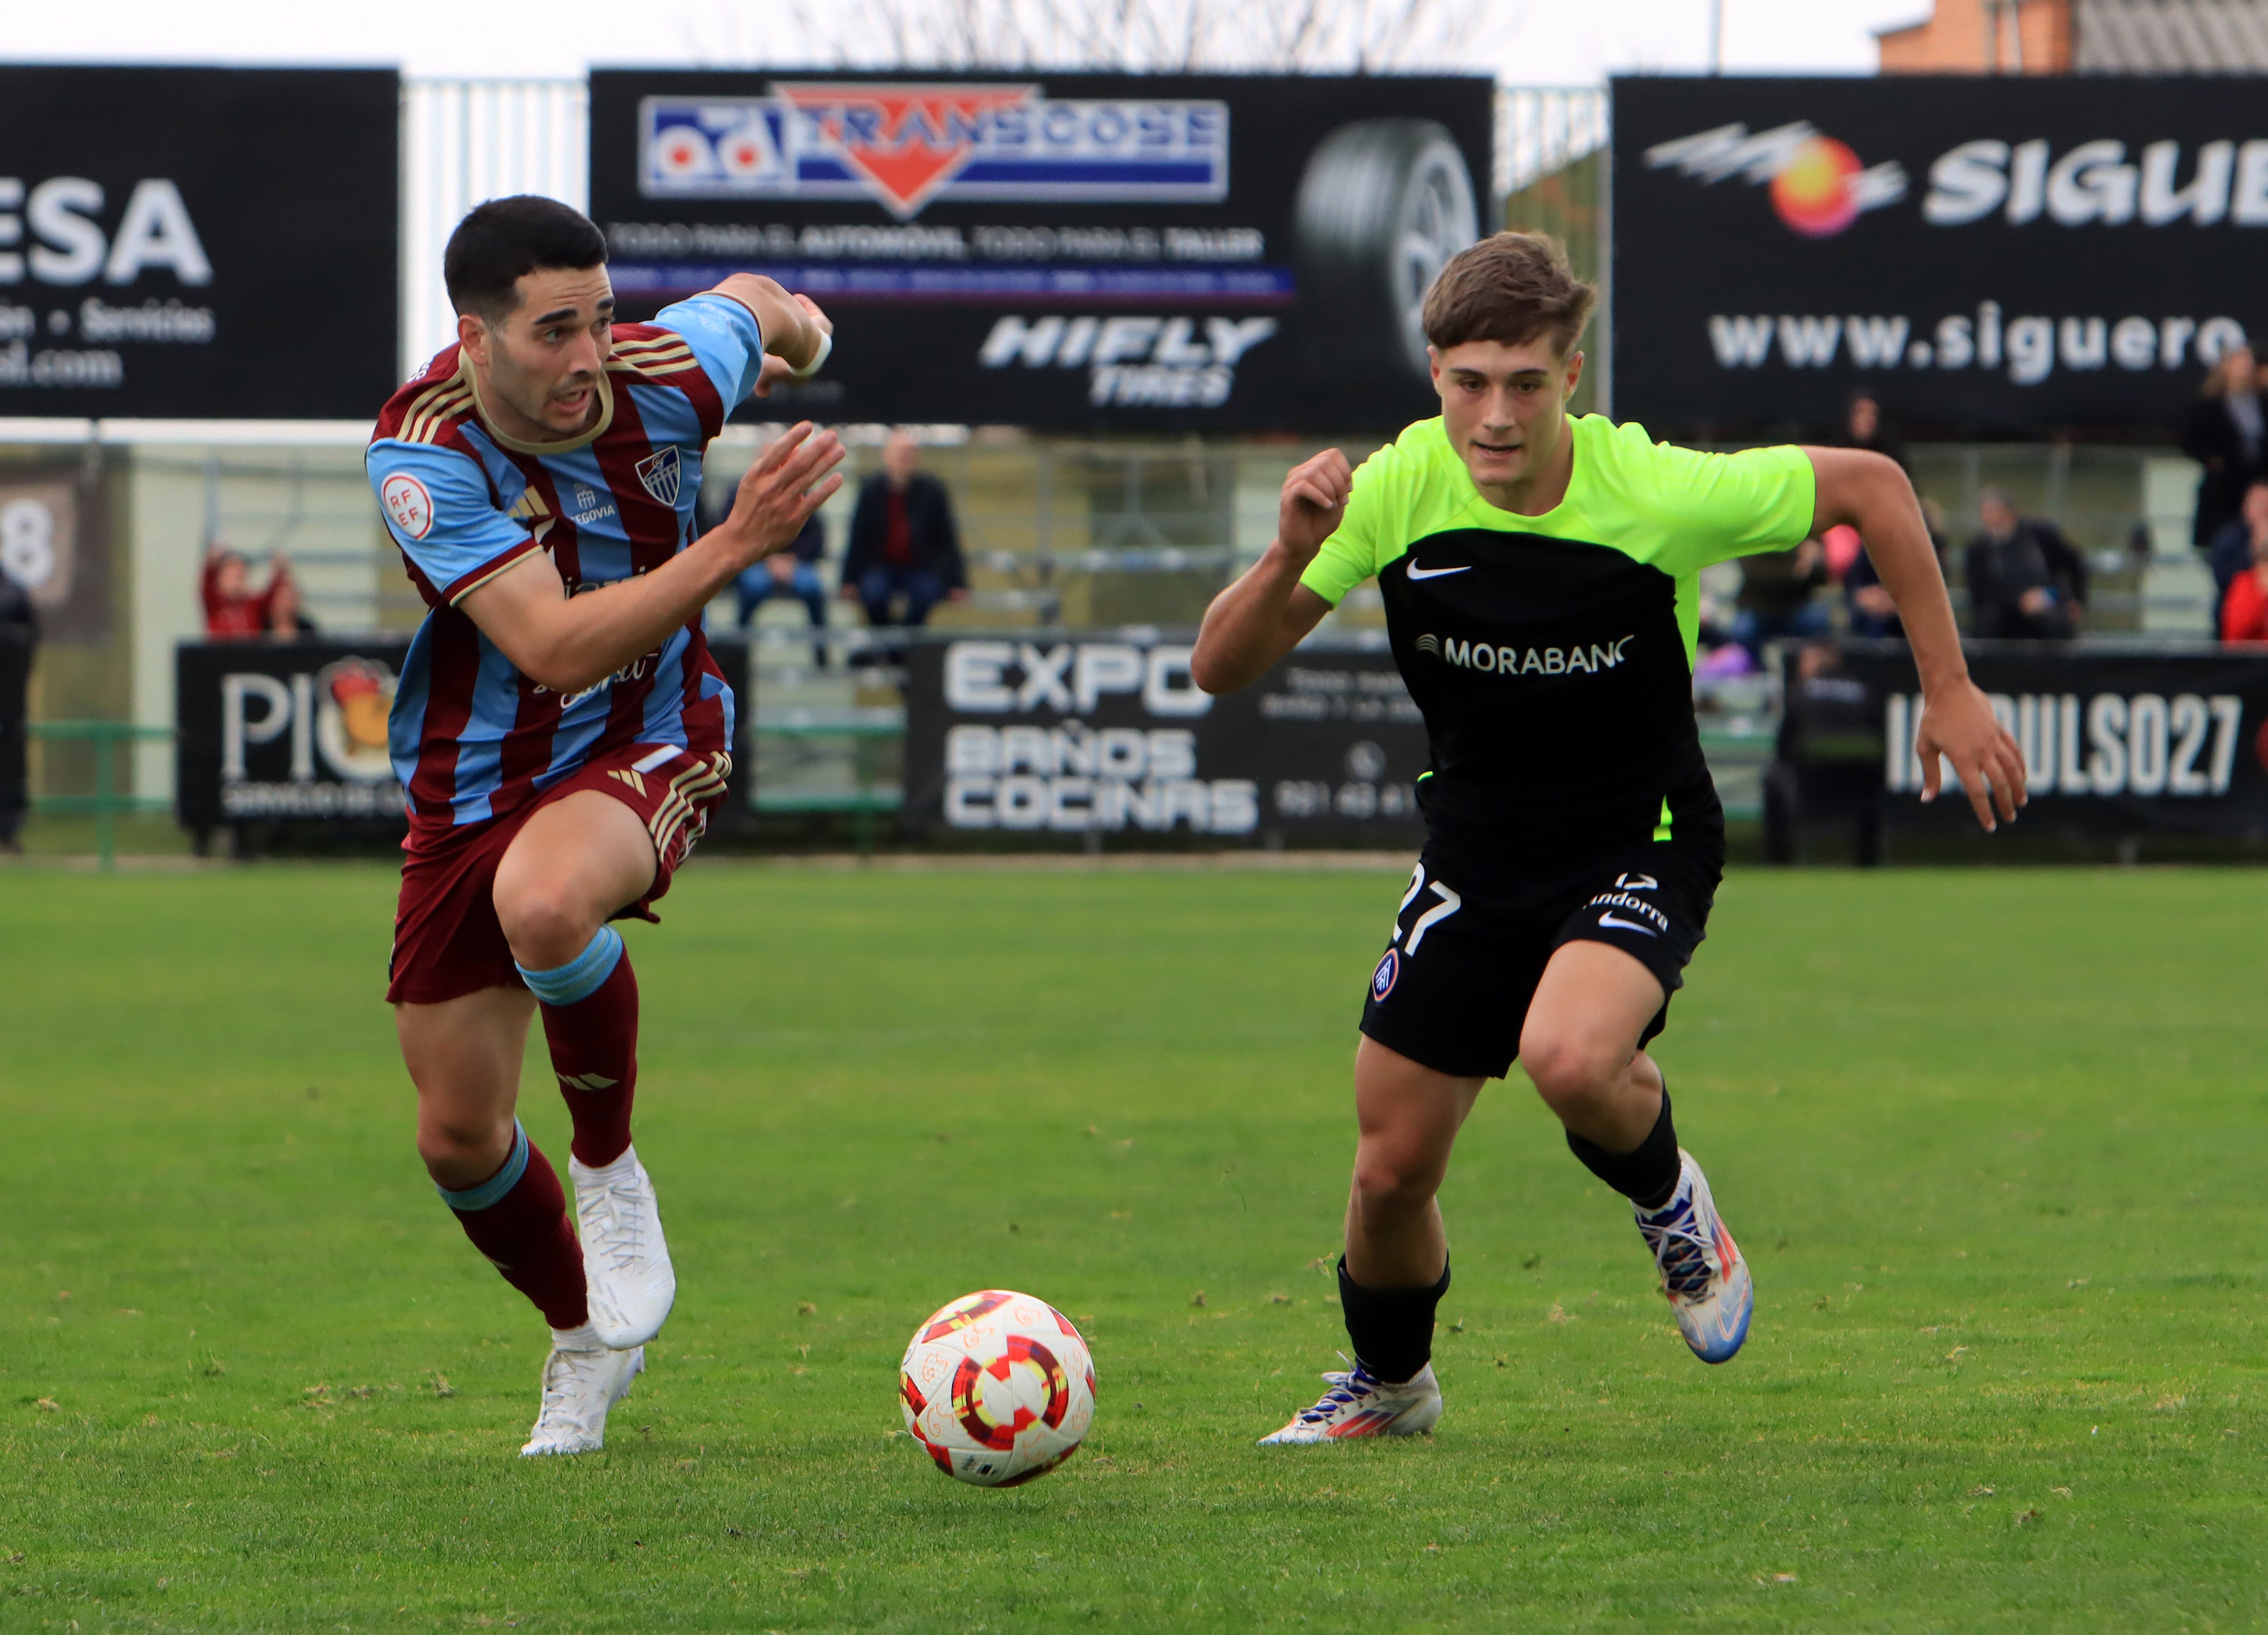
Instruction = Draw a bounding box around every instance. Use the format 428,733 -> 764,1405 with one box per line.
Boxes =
840,431 -> 967,641
1964,489 -> 2087,640
2182,345 -> 2267,549
1838,390 -> 1908,473
2207,478 -> 2268,628
732,509 -> 830,666
0,565 -> 34,852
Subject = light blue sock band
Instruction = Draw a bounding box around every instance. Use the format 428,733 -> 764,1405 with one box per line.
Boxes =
438,1120 -> 529,1212
516,925 -> 624,1007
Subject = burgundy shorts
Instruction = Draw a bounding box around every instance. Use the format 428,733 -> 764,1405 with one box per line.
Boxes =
387,742 -> 732,1006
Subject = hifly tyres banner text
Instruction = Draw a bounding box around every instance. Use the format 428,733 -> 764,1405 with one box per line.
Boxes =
1613,76 -> 2268,437
0,67 -> 399,419
903,632 -> 1429,845
1844,643 -> 2268,837
588,71 -> 1492,431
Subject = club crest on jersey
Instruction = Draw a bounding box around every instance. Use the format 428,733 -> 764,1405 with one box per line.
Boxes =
635,445 -> 682,506
639,84 -> 1230,220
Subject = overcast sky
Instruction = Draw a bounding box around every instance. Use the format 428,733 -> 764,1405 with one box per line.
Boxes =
8,0 -> 1931,81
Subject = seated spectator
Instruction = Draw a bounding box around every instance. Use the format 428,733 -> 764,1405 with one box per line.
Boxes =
734,510 -> 830,667
1730,536 -> 1830,661
840,430 -> 967,656
202,544 -> 297,641
2207,479 -> 2268,630
2221,533 -> 2268,643
1963,489 -> 2087,640
1845,497 -> 1949,640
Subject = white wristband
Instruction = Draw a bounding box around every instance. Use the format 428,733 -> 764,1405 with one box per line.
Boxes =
789,329 -> 832,379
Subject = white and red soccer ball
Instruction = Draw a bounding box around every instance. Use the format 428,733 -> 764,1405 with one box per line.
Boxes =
899,1289 -> 1096,1487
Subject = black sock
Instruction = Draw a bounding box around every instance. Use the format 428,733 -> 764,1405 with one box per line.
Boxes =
1337,1255 -> 1450,1385
1566,1083 -> 1681,1211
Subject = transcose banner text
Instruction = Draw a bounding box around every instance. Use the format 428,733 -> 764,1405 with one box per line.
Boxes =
589,72 -> 1491,433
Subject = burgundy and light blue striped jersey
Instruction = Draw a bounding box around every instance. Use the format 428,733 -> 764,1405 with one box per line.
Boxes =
367,292 -> 766,837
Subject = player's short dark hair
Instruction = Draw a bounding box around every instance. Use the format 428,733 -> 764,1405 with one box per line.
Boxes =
444,197 -> 608,321
1421,232 -> 1596,358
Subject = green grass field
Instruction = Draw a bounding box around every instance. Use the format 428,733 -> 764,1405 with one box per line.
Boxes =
3,859 -> 2264,1632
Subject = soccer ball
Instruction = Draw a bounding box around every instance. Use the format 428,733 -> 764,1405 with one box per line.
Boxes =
899,1289 -> 1096,1487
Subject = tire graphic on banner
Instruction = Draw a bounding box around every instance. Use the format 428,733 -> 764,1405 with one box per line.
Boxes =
1294,118 -> 1480,381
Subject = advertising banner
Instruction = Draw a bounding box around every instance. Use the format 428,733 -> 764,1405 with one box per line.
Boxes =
903,632 -> 1428,844
588,71 -> 1492,431
1612,76 -> 2268,437
0,67 -> 398,420
177,638 -> 413,833
176,634 -> 753,834
1838,643 -> 2268,836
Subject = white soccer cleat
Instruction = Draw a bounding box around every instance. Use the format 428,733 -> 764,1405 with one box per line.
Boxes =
570,1144 -> 677,1351
1637,1149 -> 1753,1364
519,1328 -> 644,1457
1257,1360 -> 1444,1445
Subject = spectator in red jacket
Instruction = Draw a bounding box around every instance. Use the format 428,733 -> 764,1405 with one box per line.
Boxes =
2221,531 -> 2268,643
201,544 -> 296,640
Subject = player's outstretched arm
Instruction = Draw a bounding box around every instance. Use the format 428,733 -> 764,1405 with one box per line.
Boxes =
1191,449 -> 1347,695
463,423 -> 845,694
1805,445 -> 2026,832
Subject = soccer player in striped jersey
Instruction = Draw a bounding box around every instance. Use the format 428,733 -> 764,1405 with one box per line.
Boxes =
368,197 -> 844,1455
1193,233 -> 2025,1444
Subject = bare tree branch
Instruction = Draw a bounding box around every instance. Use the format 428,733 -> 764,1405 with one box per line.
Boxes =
725,0 -> 1495,74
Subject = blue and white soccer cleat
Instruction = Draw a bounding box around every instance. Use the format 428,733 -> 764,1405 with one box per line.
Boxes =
520,1328 -> 644,1457
1257,1360 -> 1444,1445
1637,1150 -> 1753,1364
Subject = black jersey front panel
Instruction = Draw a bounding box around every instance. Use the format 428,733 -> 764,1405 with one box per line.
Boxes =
1380,526 -> 1717,859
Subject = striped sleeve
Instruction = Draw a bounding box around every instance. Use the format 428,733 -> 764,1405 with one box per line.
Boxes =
367,440 -> 540,606
654,291 -> 767,414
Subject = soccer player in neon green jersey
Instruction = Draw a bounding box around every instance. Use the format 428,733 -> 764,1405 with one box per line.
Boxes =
1191,232 -> 2027,1444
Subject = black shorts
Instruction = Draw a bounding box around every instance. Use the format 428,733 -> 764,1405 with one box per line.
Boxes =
1358,835 -> 1723,1081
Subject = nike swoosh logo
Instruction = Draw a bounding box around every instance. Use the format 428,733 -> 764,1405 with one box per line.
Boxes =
1596,912 -> 1661,937
1405,563 -> 1470,580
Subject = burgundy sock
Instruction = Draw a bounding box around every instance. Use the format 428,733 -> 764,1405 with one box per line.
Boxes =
540,952 -> 639,1168
443,1126 -> 588,1330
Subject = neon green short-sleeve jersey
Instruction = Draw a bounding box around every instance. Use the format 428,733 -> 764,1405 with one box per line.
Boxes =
1297,414 -> 1816,856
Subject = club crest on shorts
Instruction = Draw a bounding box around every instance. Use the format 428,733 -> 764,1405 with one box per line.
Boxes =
635,445 -> 682,506
1371,949 -> 1400,1001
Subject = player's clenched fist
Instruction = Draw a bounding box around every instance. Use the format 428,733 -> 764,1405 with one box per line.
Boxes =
723,421 -> 846,567
1278,449 -> 1353,563
752,294 -> 835,398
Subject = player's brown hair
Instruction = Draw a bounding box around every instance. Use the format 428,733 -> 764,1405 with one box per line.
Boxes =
1421,232 -> 1597,358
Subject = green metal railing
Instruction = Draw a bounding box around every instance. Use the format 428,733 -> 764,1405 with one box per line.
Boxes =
28,721 -> 173,873
752,707 -> 904,858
